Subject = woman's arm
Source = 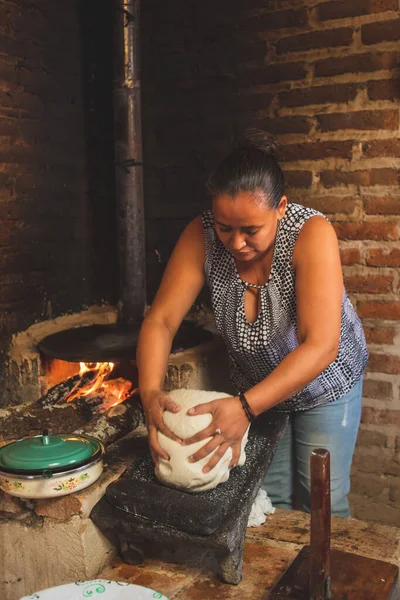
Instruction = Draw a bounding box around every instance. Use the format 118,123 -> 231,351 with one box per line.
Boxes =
245,215 -> 343,415
137,215 -> 206,392
136,216 -> 206,459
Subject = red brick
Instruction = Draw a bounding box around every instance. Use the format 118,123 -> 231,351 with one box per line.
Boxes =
0,65 -> 20,96
353,450 -> 400,476
317,0 -> 398,21
0,90 -> 44,116
363,378 -> 393,400
278,84 -> 357,108
358,302 -> 400,320
367,79 -> 400,101
366,247 -> 400,266
364,195 -> 400,215
340,248 -> 361,265
389,485 -> 400,503
276,28 -> 353,55
279,141 -> 352,161
315,52 -> 400,77
321,168 -> 400,188
254,9 -> 308,30
333,222 -> 398,240
317,110 -> 399,132
238,62 -> 306,86
303,196 -> 356,215
364,326 -> 396,344
0,116 -> 16,137
264,62 -> 307,84
363,139 -> 400,158
362,18 -> 400,45
344,274 -> 393,293
35,494 -> 82,519
0,171 -> 14,191
362,407 -> 400,424
356,428 -> 389,447
351,471 -> 389,498
258,116 -> 311,135
284,170 -> 312,188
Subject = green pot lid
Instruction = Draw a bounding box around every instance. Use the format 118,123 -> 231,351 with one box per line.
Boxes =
0,431 -> 102,473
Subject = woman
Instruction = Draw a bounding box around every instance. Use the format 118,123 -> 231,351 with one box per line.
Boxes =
136,130 -> 368,518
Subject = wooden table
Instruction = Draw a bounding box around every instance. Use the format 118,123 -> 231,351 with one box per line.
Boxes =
99,508 -> 400,599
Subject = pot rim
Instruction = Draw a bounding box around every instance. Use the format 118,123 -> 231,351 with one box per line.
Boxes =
0,434 -> 105,478
0,453 -> 104,480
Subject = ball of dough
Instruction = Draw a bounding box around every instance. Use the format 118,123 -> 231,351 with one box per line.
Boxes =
155,389 -> 249,493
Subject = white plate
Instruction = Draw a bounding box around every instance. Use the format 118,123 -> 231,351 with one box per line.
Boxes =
20,579 -> 169,600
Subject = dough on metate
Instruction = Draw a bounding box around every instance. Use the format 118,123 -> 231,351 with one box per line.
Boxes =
155,389 -> 249,493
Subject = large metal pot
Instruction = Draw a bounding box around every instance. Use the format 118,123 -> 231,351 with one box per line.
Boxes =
0,430 -> 104,499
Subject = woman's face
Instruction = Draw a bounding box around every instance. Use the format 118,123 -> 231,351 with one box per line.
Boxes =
212,190 -> 287,262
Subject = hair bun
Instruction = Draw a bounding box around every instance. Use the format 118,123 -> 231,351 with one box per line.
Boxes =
233,128 -> 278,158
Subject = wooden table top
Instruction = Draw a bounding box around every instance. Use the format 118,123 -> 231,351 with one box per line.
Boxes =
99,508 -> 400,599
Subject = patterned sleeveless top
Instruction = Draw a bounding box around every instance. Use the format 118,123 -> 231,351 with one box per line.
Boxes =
202,203 -> 368,412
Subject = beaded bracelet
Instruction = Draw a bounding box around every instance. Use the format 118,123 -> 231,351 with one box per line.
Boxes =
238,392 -> 256,424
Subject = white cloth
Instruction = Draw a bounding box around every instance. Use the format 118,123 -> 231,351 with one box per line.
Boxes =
247,488 -> 275,527
156,389 -> 249,493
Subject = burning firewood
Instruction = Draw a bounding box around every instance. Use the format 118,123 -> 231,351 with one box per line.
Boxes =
20,362 -> 144,446
38,363 -> 134,410
38,373 -> 83,408
107,404 -> 128,418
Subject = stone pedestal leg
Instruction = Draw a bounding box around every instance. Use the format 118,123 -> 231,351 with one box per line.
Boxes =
119,536 -> 145,565
217,544 -> 244,585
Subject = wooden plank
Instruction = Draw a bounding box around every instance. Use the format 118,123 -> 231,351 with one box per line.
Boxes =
309,449 -> 331,599
99,510 -> 400,599
246,509 -> 400,564
99,543 -> 295,599
269,546 -> 398,600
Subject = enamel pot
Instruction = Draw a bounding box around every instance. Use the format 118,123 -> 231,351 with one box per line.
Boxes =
0,430 -> 105,499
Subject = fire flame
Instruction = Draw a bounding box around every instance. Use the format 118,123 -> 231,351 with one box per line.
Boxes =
65,362 -> 134,410
101,378 -> 134,411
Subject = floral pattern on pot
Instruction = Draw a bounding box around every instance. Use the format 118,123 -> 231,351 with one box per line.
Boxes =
20,579 -> 170,599
52,473 -> 90,492
0,479 -> 24,493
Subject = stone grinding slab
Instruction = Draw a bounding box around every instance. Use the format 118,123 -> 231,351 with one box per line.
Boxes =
105,412 -> 287,534
92,412 -> 288,584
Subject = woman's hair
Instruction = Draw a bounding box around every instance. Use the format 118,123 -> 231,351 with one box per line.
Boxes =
207,129 -> 285,209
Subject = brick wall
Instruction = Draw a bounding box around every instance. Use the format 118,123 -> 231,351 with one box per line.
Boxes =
141,0 -> 400,525
0,0 -> 117,404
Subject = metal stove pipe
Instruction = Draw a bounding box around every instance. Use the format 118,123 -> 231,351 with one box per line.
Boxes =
113,0 -> 146,324
39,0 -> 209,362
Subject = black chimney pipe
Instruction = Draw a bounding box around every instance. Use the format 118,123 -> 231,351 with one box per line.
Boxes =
114,0 -> 146,323
38,0 -> 212,363
38,0 -> 147,362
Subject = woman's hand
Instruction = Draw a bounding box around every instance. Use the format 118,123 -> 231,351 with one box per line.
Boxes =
141,390 -> 183,465
182,396 -> 249,473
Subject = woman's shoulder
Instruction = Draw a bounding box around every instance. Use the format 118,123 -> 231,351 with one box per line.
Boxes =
292,208 -> 338,268
283,202 -> 326,226
181,215 -> 205,242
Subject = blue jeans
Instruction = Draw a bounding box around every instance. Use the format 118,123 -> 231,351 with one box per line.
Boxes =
262,378 -> 363,518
